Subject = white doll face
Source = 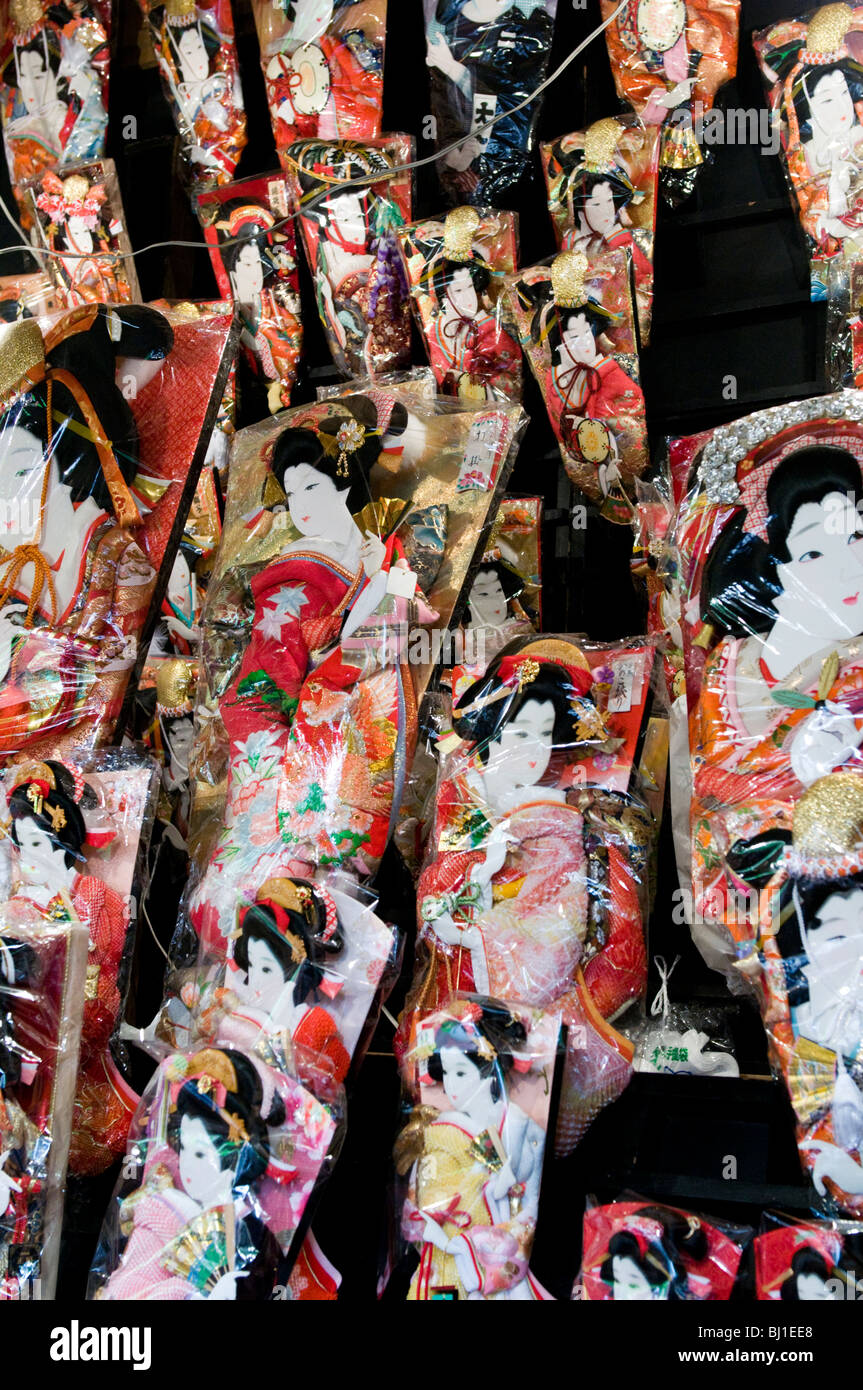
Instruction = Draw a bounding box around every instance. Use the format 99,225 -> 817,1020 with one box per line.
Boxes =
281,462 -> 350,538
468,570 -> 508,627
232,242 -> 264,302
14,814 -> 74,889
438,1045 -> 489,1111
446,268 -> 479,319
804,889 -> 863,981
178,1114 -> 229,1204
65,214 -> 93,251
0,424 -> 47,546
177,27 -> 210,82
808,69 -> 856,139
559,312 -> 598,369
483,697 -> 556,814
17,48 -> 56,116
775,492 -> 863,640
167,552 -> 192,615
329,192 -> 367,247
583,181 -> 619,240
612,1254 -> 667,1300
239,933 -> 292,1014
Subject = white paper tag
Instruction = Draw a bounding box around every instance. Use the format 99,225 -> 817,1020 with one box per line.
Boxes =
608,657 -> 639,713
436,730 -> 461,755
386,565 -> 418,598
457,413 -> 506,492
471,92 -> 497,145
268,178 -> 289,219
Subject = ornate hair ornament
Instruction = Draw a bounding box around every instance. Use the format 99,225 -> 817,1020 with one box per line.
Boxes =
36,173 -> 106,230
442,206 -> 481,263
235,875 -> 339,950
551,249 -> 589,308
166,0 -> 199,28
583,117 -> 625,173
335,416 -> 366,477
455,641 -> 594,721
166,1049 -> 251,1146
786,771 -> 863,880
802,2 -> 854,61
695,391 -> 863,512
217,203 -> 276,238
156,657 -> 197,718
10,0 -> 43,39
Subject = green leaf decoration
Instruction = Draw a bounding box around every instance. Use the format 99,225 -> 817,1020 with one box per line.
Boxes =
771,689 -> 818,709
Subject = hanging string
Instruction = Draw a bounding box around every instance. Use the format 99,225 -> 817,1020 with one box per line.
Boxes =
649,954 -> 680,1021
0,0 -> 630,270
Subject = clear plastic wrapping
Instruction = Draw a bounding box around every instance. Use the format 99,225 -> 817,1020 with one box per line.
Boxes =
508,249 -> 648,521
754,4 -> 863,296
0,896 -> 87,1299
397,206 -> 521,404
422,0 -> 558,207
396,634 -> 659,1157
755,1210 -> 863,1299
578,1196 -> 751,1300
0,299 -> 235,765
27,157 -> 141,309
285,135 -> 413,379
601,0 -> 739,204
1,751 -> 159,1176
392,995 -> 559,1301
198,173 -> 303,414
87,1041 -> 340,1299
180,389 -> 526,951
252,0 -> 386,169
540,116 -> 660,346
137,0 -> 247,196
0,0 -> 111,225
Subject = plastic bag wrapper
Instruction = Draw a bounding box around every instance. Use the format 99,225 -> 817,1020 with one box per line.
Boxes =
754,4 -> 863,296
423,0 -> 558,207
87,1039 -> 341,1300
316,365 -> 438,404
755,1210 -> 863,1299
26,158 -> 140,310
507,249 -> 648,522
0,270 -> 59,320
178,389 -> 527,951
137,0 -> 246,196
392,995 -> 559,1301
601,0 -> 739,205
577,1196 -> 750,1300
670,392 -> 863,985
446,494 -> 543,694
541,116 -> 660,346
0,750 -> 159,1175
397,206 -> 521,404
752,769 -> 863,1217
0,299 -> 236,766
252,0 -> 386,168
0,899 -> 87,1299
632,466 -> 686,703
626,955 -> 740,1075
825,253 -> 863,389
163,877 -> 396,1107
198,173 -> 302,414
0,0 -> 111,227
285,134 -> 412,379
396,634 -> 660,1157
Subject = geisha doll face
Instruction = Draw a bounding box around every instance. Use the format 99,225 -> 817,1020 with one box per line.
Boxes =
328,191 -> 367,247
0,424 -> 47,546
482,697 -> 555,813
64,214 -> 94,253
801,889 -> 863,1005
445,268 -> 480,319
797,1269 -> 840,1300
177,26 -> 210,83
438,1045 -> 490,1111
281,462 -> 349,539
17,47 -> 57,117
583,181 -> 619,240
559,312 -> 598,369
807,69 -> 856,141
232,243 -> 265,302
236,935 -> 293,1016
177,1114 -> 232,1204
13,815 -> 74,889
636,0 -> 686,52
612,1254 -> 667,1300
468,569 -> 508,627
774,492 -> 863,640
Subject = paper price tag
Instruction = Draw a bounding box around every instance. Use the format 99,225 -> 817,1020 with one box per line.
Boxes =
436,730 -> 462,755
457,413 -> 506,492
267,179 -> 289,219
608,657 -> 640,713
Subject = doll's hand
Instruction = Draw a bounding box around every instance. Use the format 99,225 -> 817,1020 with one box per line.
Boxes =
426,32 -> 464,82
427,910 -> 464,947
422,1215 -> 452,1252
360,530 -> 387,578
445,1234 -> 481,1293
208,1269 -> 249,1300
471,829 -> 509,884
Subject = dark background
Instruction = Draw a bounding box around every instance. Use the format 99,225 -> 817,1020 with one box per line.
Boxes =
0,0 -> 829,1299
